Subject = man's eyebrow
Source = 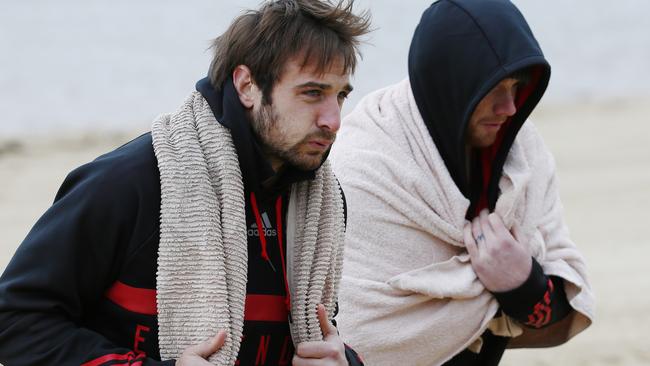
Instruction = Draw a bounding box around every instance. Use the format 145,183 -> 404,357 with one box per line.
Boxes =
295,82 -> 354,93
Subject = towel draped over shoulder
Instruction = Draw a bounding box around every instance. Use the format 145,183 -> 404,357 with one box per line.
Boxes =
331,79 -> 594,366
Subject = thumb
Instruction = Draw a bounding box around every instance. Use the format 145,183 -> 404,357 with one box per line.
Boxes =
317,304 -> 336,338
193,330 -> 227,359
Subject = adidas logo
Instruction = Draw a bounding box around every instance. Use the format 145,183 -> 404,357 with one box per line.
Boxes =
248,212 -> 277,237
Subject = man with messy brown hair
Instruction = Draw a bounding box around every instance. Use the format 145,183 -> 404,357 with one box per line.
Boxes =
0,1 -> 370,365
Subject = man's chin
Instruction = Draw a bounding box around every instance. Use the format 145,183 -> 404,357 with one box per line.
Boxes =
287,152 -> 327,171
468,135 -> 498,148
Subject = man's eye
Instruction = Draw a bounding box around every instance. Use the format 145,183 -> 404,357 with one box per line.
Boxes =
304,90 -> 322,97
512,82 -> 520,96
338,91 -> 349,101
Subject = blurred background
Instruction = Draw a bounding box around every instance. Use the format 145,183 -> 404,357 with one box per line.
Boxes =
1,1 -> 648,365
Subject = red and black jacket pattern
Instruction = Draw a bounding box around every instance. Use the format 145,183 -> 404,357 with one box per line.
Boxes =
0,78 -> 363,366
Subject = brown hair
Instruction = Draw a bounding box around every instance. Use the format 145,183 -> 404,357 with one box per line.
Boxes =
208,0 -> 371,103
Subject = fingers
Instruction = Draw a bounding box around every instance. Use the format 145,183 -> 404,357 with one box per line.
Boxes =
478,209 -> 496,241
193,330 -> 227,359
486,210 -> 512,239
463,222 -> 479,257
292,305 -> 344,364
317,304 -> 336,338
292,354 -> 329,366
471,209 -> 502,247
471,214 -> 483,245
291,357 -> 310,366
295,340 -> 340,359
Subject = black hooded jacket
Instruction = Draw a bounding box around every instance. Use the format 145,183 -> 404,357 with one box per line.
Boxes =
0,78 -> 361,366
408,1 -> 571,364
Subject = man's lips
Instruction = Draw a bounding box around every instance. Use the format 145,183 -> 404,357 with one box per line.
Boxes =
308,139 -> 333,149
481,119 -> 506,129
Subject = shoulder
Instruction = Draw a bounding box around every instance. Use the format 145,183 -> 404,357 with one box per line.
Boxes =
54,133 -> 161,244
516,121 -> 555,162
57,133 -> 160,202
511,122 -> 559,188
517,122 -> 549,150
95,132 -> 159,186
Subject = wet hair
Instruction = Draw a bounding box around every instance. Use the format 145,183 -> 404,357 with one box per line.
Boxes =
208,0 -> 371,103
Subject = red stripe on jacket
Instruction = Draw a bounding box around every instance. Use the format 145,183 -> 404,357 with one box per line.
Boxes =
244,294 -> 289,322
105,281 -> 157,315
81,351 -> 145,366
105,281 -> 288,322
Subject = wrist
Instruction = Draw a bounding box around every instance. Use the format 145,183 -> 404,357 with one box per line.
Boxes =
493,257 -> 548,320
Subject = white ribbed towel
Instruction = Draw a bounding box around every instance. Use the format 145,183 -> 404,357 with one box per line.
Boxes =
151,91 -> 346,365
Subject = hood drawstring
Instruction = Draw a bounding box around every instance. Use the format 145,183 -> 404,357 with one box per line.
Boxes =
249,192 -> 291,312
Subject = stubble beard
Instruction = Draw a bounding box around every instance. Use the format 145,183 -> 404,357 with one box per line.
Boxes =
251,102 -> 336,171
466,120 -> 499,148
468,132 -> 497,148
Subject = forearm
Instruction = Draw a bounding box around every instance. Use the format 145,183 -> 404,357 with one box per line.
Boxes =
0,159 -> 168,365
0,309 -> 173,365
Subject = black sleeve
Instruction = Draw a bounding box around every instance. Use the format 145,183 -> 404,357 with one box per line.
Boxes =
0,156 -> 172,365
344,344 -> 365,366
493,258 -> 572,328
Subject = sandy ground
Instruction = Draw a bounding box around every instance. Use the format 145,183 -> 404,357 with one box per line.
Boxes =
1,100 -> 649,365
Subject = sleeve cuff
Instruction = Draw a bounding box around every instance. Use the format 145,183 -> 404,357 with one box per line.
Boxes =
493,257 -> 548,321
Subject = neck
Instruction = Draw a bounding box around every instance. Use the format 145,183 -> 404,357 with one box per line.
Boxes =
269,157 -> 284,172
255,133 -> 284,172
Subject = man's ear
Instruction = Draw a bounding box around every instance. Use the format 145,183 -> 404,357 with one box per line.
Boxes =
232,65 -> 259,109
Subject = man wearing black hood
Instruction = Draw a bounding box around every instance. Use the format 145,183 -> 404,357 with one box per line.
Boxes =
0,1 -> 370,365
332,0 -> 594,365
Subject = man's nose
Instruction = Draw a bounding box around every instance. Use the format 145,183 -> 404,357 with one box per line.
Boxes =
316,97 -> 342,132
494,90 -> 517,117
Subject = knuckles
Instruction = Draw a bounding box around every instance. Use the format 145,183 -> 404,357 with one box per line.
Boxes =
321,343 -> 341,358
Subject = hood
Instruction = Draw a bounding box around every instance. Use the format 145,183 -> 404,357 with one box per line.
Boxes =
408,0 -> 550,215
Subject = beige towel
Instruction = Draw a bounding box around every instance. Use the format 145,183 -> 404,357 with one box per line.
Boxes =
331,79 -> 594,366
152,91 -> 346,365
